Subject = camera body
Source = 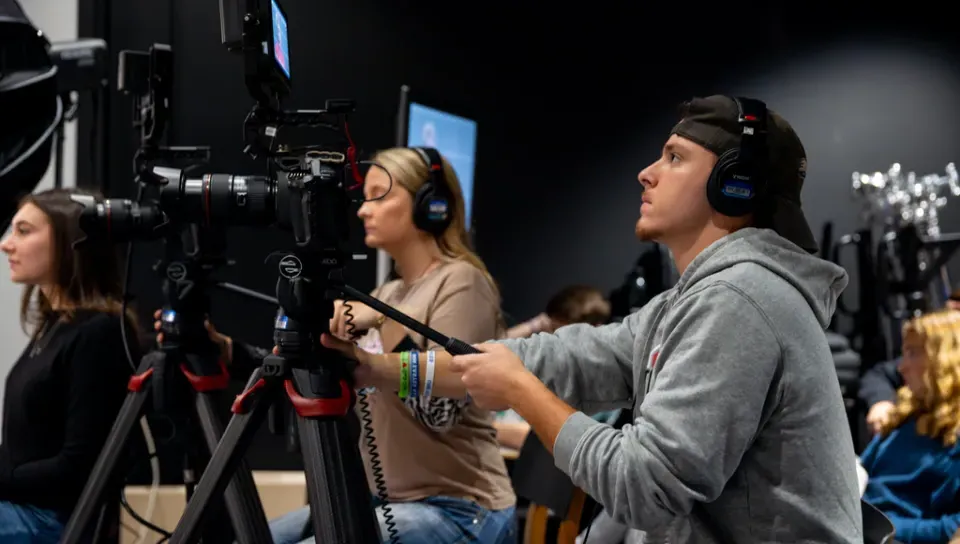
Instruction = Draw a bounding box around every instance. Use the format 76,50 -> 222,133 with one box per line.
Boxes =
72,104 -> 357,248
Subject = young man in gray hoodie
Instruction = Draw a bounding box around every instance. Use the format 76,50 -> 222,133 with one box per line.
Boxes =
325,95 -> 863,542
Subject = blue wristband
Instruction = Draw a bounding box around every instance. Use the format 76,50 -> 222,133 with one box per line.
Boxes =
409,351 -> 420,398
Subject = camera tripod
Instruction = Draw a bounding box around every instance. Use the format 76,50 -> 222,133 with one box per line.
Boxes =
167,250 -> 479,543
61,245 -> 274,544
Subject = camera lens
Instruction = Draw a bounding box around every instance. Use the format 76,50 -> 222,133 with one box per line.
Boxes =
71,194 -> 166,243
156,167 -> 276,226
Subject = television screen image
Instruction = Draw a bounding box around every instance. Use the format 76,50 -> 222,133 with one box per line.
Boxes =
271,0 -> 290,79
406,102 -> 477,227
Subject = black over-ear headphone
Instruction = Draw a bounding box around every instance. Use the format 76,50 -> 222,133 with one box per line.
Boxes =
411,147 -> 453,235
705,97 -> 769,217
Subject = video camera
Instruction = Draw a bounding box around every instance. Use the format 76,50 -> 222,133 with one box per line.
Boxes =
71,0 -> 363,260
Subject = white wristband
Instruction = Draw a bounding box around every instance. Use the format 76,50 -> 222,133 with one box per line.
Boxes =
424,350 -> 436,399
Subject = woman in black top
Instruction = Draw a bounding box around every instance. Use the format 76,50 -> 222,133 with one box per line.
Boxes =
0,188 -> 136,543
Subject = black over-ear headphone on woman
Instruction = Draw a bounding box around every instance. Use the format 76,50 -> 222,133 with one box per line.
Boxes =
705,97 -> 769,218
411,147 -> 453,235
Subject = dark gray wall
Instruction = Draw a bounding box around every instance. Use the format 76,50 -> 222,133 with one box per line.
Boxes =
481,27 -> 960,331
77,2 -> 960,473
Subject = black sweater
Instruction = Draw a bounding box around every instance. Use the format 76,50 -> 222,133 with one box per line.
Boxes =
0,310 -> 134,515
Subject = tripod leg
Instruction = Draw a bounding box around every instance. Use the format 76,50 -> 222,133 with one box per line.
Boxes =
169,367 -> 279,544
193,389 -> 273,544
60,353 -> 161,544
182,422 -> 236,544
289,367 -> 381,544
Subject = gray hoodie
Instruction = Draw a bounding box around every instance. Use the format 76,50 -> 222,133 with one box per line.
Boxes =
499,228 -> 862,543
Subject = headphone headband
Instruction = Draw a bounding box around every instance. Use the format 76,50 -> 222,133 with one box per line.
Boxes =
413,147 -> 443,175
733,97 -> 767,168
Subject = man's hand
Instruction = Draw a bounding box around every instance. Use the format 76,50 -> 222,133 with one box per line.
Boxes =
866,400 -> 896,434
450,343 -> 536,411
453,343 -> 576,455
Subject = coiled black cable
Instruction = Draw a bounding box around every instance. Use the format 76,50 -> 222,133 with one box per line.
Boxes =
343,300 -> 400,544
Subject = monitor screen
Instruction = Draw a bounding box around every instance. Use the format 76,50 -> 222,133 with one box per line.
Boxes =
271,0 -> 290,80
406,102 -> 477,227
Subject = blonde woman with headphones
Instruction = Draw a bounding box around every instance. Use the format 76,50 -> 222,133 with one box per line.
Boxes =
173,148 -> 516,543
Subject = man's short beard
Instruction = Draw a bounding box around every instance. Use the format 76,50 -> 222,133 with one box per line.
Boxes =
635,219 -> 661,242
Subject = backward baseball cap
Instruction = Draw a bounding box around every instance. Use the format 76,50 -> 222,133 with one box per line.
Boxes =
669,95 -> 818,254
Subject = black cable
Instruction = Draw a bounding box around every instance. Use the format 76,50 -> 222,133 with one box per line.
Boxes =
89,180 -> 144,543
119,182 -> 145,372
119,486 -> 172,539
355,161 -> 392,204
106,415 -> 179,541
344,301 -> 400,544
580,501 -> 603,544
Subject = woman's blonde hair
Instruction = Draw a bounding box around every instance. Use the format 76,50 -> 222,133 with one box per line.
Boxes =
879,309 -> 960,445
371,147 -> 500,301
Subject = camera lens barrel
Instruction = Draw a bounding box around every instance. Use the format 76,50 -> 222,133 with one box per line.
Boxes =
198,174 -> 275,226
72,168 -> 279,244
158,168 -> 276,226
73,195 -> 166,243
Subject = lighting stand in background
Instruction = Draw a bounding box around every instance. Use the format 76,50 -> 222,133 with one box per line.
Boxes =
48,38 -> 108,189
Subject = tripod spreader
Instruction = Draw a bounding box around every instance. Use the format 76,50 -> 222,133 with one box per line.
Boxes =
168,331 -> 380,544
230,355 -> 352,417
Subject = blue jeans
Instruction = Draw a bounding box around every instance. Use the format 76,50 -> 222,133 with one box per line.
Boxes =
0,501 -> 63,543
270,496 -> 517,543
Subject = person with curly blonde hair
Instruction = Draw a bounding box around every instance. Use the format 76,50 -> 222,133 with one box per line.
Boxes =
860,309 -> 960,543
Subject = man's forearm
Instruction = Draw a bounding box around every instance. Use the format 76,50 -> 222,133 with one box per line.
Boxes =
499,321 -> 638,414
509,373 -> 577,455
369,351 -> 469,399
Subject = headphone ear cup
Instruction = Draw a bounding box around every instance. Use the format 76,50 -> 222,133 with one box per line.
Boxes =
412,183 -> 452,235
707,149 -> 756,217
412,183 -> 433,233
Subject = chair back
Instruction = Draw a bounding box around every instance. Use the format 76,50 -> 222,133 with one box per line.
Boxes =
523,488 -> 587,544
512,432 -> 576,514
861,499 -> 895,544
511,433 -> 590,543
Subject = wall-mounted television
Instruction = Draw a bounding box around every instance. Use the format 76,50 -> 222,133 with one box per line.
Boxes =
377,85 -> 479,286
